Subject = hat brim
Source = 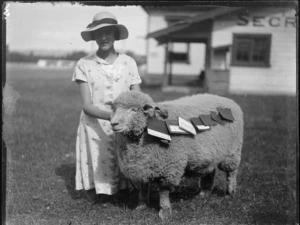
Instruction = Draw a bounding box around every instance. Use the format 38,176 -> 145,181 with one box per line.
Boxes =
81,24 -> 128,42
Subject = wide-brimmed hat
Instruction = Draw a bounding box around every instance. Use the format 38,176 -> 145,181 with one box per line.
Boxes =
81,11 -> 128,42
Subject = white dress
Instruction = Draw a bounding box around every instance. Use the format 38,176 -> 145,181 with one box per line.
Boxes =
72,52 -> 142,195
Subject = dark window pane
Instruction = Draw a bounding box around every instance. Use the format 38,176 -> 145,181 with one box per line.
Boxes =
169,52 -> 188,61
233,34 -> 270,66
252,37 -> 268,62
235,38 -> 251,62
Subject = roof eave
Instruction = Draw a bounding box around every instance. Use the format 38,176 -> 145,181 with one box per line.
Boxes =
147,7 -> 244,42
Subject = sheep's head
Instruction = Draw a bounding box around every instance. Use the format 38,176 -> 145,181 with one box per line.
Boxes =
111,91 -> 168,138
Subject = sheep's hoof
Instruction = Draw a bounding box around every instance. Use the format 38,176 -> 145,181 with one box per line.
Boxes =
136,203 -> 147,211
199,190 -> 211,197
159,207 -> 172,220
226,188 -> 236,195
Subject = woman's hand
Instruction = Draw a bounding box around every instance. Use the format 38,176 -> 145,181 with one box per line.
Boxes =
130,84 -> 141,91
78,81 -> 113,121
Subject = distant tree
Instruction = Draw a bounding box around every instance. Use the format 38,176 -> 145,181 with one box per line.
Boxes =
6,49 -> 147,65
7,51 -> 38,62
64,51 -> 88,61
6,49 -> 89,63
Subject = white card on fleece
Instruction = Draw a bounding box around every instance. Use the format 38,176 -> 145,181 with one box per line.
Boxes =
169,125 -> 188,134
147,128 -> 171,141
196,125 -> 210,131
178,117 -> 196,135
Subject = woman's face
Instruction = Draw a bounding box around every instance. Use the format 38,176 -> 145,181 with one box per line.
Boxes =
94,27 -> 116,51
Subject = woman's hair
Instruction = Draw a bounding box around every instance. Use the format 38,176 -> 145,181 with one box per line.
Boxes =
91,27 -> 119,40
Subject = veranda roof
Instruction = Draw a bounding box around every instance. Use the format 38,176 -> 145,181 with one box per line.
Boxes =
146,7 -> 244,43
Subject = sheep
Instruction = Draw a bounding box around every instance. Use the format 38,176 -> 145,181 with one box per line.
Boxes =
110,91 -> 244,220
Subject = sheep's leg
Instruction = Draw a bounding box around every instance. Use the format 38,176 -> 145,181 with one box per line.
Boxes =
136,183 -> 148,210
199,169 -> 215,196
218,158 -> 240,195
158,189 -> 172,220
226,170 -> 237,195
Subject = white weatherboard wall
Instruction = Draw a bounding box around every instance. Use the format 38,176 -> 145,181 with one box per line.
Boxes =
212,8 -> 296,95
147,39 -> 166,74
147,15 -> 168,75
212,50 -> 230,70
147,15 -> 206,76
170,43 -> 206,76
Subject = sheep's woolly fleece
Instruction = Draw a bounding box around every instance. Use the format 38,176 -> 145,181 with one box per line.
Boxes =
113,91 -> 244,188
114,91 -> 154,109
112,90 -> 244,220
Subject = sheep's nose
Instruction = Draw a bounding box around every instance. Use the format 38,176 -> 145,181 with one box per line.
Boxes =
110,121 -> 119,126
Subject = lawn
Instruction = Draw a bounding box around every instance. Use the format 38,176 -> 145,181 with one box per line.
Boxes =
3,63 -> 298,225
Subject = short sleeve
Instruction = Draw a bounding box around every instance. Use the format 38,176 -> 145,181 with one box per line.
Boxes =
129,58 -> 142,85
72,60 -> 87,82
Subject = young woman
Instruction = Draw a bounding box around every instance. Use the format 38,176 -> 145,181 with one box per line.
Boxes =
72,11 -> 142,202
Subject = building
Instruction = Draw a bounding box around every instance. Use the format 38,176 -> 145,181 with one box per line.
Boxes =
143,6 -> 214,88
143,5 -> 297,95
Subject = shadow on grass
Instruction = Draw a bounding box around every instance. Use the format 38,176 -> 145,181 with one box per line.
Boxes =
55,163 -> 85,200
54,163 -> 151,210
252,211 -> 289,224
211,186 -> 227,197
146,178 -> 228,211
54,163 -> 228,213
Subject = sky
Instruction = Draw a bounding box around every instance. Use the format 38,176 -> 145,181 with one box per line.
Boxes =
5,2 -> 148,55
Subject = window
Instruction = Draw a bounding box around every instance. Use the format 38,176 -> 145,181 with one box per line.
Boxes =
168,43 -> 190,64
232,34 -> 271,67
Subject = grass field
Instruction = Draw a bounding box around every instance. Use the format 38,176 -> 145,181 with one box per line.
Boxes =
3,63 -> 298,225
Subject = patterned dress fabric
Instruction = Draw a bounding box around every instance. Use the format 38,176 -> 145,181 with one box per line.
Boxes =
72,52 -> 142,195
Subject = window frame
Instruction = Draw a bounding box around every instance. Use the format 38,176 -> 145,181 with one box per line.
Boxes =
168,42 -> 190,64
231,33 -> 271,67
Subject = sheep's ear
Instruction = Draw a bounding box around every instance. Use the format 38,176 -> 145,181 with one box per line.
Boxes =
154,106 -> 168,119
143,104 -> 155,117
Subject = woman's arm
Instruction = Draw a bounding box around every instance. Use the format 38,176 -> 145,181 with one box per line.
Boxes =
78,81 -> 112,120
130,84 -> 141,91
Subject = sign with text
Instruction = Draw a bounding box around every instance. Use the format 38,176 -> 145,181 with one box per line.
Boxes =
237,14 -> 296,28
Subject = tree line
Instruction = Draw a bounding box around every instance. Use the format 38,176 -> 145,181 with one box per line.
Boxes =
6,45 -> 146,66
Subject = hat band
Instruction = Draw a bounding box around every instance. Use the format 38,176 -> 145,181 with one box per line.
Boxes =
86,18 -> 118,28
